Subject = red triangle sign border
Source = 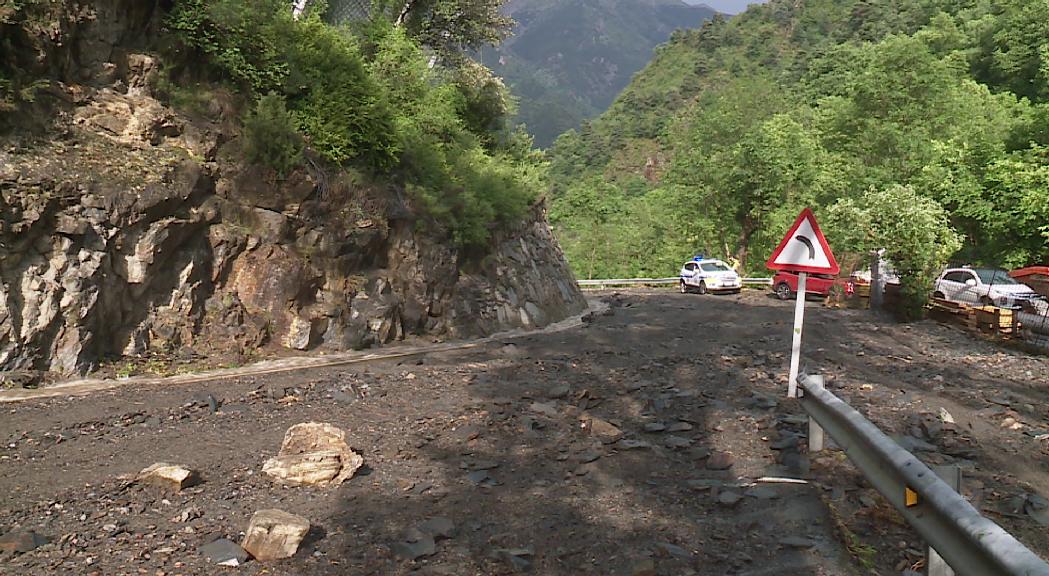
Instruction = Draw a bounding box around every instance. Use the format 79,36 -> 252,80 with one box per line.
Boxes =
765,208 -> 840,275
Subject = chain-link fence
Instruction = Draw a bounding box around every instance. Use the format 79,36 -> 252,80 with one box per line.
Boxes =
923,265 -> 1049,352
326,0 -> 374,23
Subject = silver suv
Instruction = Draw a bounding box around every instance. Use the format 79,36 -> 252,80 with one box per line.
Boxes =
933,267 -> 1044,309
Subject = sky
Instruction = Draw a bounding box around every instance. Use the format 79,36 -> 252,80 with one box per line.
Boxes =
687,0 -> 768,15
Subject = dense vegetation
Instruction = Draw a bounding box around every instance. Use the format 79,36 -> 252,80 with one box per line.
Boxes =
1,0 -> 542,249
166,0 -> 546,248
0,0 -> 54,117
479,0 -> 715,147
547,0 -> 1049,317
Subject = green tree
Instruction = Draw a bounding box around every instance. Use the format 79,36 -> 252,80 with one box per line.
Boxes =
549,177 -> 627,279
542,0 -> 1049,286
981,145 -> 1049,266
972,0 -> 1049,101
828,185 -> 963,319
391,0 -> 512,55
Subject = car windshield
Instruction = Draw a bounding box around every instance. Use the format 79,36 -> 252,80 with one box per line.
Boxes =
701,263 -> 732,273
974,269 -> 1019,285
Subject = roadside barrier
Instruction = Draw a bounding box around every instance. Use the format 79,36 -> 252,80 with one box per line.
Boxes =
576,278 -> 773,289
798,373 -> 1049,576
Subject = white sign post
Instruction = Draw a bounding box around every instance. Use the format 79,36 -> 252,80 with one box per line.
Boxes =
766,209 -> 839,398
787,272 -> 806,399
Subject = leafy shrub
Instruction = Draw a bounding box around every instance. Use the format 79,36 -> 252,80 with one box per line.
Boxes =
452,59 -> 515,147
362,21 -> 539,247
166,0 -> 289,93
283,16 -> 399,169
167,1 -> 398,169
828,185 -> 963,320
165,0 -> 539,248
242,93 -> 303,176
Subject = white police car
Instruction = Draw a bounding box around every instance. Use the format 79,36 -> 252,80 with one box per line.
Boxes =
679,256 -> 742,294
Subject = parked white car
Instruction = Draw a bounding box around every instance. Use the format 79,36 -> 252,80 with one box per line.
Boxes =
679,257 -> 742,295
932,267 -> 1044,309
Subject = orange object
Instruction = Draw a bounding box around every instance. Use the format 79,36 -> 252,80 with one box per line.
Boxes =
1010,266 -> 1049,298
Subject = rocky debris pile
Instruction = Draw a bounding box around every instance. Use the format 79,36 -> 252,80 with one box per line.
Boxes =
262,422 -> 364,487
19,292 -> 1049,573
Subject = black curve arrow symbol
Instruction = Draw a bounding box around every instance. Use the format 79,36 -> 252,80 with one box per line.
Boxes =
795,235 -> 815,260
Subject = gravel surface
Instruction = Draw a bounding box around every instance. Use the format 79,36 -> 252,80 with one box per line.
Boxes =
2,290 -> 1048,575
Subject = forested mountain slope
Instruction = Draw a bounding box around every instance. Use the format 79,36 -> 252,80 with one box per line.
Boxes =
547,0 -> 1049,316
481,0 -> 716,146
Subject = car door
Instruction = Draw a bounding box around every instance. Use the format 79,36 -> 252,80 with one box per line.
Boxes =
938,271 -> 968,303
811,274 -> 835,295
951,271 -> 981,304
681,262 -> 698,287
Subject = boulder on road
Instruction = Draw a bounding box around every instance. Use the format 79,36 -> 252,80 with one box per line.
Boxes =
242,509 -> 311,561
585,415 -> 623,444
263,422 -> 364,487
136,463 -> 202,492
706,451 -> 735,471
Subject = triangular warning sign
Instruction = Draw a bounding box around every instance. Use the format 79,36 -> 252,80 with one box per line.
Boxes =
766,208 -> 840,275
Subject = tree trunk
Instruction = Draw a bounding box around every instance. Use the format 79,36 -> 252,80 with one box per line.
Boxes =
735,218 -> 755,273
395,0 -> 415,25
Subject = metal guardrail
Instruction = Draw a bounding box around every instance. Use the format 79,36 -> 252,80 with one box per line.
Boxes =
576,277 -> 773,288
576,278 -> 678,287
797,373 -> 1049,576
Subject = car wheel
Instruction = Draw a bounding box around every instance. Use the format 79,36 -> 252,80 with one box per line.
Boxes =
697,281 -> 708,295
679,280 -> 689,294
775,283 -> 792,300
933,291 -> 945,300
979,296 -> 993,307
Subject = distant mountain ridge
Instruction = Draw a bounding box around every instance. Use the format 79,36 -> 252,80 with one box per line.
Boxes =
485,0 -> 717,147
683,0 -> 764,14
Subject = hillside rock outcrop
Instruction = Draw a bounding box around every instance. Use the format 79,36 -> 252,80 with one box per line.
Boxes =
0,2 -> 586,383
0,127 -> 585,379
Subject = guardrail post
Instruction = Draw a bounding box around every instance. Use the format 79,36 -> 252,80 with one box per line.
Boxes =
927,465 -> 961,576
807,375 -> 825,453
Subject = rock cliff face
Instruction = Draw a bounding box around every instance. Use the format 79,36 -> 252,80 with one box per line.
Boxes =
0,1 -> 586,383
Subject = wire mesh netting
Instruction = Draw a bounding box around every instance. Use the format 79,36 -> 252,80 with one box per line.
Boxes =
325,0 -> 374,23
932,266 -> 1049,351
